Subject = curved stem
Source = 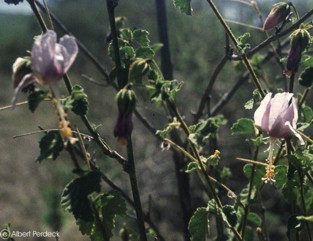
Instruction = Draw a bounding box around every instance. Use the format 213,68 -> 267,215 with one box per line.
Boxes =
27,0 -> 48,32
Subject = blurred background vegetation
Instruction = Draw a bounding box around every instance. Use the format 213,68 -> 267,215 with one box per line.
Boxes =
0,0 -> 312,240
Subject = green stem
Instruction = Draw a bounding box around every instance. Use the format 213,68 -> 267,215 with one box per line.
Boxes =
126,138 -> 148,241
205,0 -> 265,98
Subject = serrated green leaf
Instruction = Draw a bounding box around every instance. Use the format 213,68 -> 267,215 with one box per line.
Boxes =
120,46 -> 136,60
221,205 -> 237,227
61,171 -> 102,222
136,47 -> 155,58
188,207 -> 208,241
173,0 -> 192,15
231,118 -> 255,135
71,85 -> 89,115
185,162 -> 200,173
28,90 -> 48,112
133,29 -> 150,47
299,67 -> 313,88
244,99 -> 254,110
120,28 -> 133,41
189,115 -> 226,148
37,131 -> 64,162
274,163 -> 288,189
89,191 -> 127,241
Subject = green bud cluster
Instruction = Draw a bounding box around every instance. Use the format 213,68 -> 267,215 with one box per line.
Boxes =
116,87 -> 136,114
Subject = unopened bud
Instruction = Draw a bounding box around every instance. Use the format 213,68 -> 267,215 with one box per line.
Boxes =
285,27 -> 311,77
116,87 -> 136,114
263,2 -> 290,30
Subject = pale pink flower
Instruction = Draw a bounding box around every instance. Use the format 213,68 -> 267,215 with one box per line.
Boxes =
12,30 -> 78,106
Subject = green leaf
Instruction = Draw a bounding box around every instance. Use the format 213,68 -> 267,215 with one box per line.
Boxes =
37,131 -> 64,162
185,162 -> 200,173
120,28 -> 133,41
221,205 -> 237,227
150,43 -> 163,53
231,118 -> 255,135
64,85 -> 89,115
247,212 -> 262,226
299,67 -> 313,88
188,207 -> 208,241
189,115 -> 227,148
128,58 -> 149,84
300,104 -> 313,123
61,171 -> 102,222
173,0 -> 192,15
28,90 -> 48,112
89,191 -> 127,241
274,162 -> 288,189
133,29 -> 150,47
136,47 -> 155,58
119,46 -> 136,60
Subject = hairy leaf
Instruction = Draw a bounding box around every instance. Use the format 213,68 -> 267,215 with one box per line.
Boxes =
61,171 -> 102,222
89,191 -> 127,241
231,118 -> 255,135
221,205 -> 237,227
28,90 -> 48,112
173,0 -> 192,15
188,207 -> 208,241
37,131 -> 64,162
133,29 -> 150,47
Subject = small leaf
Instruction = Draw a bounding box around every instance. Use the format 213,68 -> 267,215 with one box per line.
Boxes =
231,118 -> 255,135
244,99 -> 254,110
89,191 -> 127,241
136,47 -> 155,58
299,67 -> 313,88
150,43 -> 163,53
188,207 -> 208,241
120,46 -> 136,60
173,0 -> 192,15
61,171 -> 102,222
28,90 -> 48,112
221,205 -> 237,227
185,162 -> 200,173
133,29 -> 150,47
300,104 -> 313,123
71,85 -> 89,115
37,131 -> 64,162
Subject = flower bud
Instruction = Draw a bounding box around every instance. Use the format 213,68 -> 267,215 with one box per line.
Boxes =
285,27 -> 310,77
114,88 -> 136,144
116,88 -> 136,115
263,2 -> 291,30
254,92 -> 298,139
